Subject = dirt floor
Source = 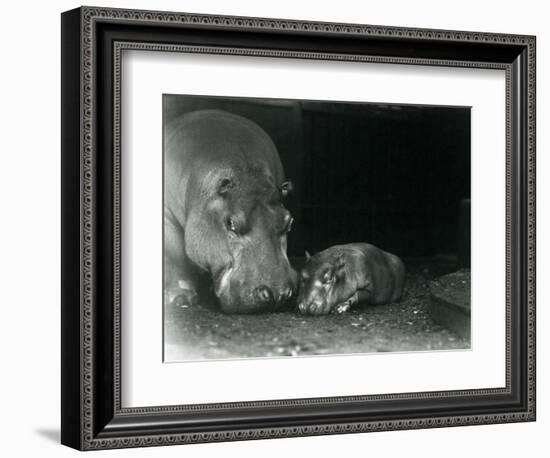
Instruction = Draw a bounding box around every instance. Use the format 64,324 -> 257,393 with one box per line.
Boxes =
164,257 -> 470,362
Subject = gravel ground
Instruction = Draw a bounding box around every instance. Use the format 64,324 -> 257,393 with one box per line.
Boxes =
164,258 -> 470,361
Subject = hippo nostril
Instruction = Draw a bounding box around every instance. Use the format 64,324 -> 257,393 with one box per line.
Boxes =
254,285 -> 273,304
280,287 -> 293,302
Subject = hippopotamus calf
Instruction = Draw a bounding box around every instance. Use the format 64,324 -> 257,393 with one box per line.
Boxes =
164,109 -> 297,313
296,243 -> 405,316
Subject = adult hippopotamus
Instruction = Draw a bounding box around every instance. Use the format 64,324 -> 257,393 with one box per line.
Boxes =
164,109 -> 297,313
296,243 -> 405,315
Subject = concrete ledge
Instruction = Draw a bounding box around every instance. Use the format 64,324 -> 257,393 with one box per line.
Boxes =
429,269 -> 471,341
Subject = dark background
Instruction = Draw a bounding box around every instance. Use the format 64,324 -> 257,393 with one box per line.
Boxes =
164,94 -> 470,262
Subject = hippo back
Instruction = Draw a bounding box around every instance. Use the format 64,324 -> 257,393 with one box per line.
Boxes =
164,109 -> 284,218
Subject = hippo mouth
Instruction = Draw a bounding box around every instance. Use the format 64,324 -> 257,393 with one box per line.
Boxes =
213,263 -> 233,297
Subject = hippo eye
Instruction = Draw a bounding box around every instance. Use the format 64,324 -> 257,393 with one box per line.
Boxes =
322,271 -> 333,284
225,217 -> 237,234
280,181 -> 293,198
284,216 -> 294,233
217,178 -> 232,196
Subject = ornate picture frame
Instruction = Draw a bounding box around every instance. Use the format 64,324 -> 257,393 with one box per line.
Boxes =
61,6 -> 536,450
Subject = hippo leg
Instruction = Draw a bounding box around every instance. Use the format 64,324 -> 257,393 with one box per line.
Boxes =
334,300 -> 352,314
164,282 -> 199,308
334,289 -> 374,313
334,292 -> 359,314
164,213 -> 201,308
167,287 -> 199,309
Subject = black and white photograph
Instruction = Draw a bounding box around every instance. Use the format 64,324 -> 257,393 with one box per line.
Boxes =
52,1 -> 539,453
163,94 -> 471,362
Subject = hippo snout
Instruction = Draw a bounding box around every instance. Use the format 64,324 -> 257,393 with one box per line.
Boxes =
254,285 -> 273,304
298,299 -> 326,315
253,285 -> 294,307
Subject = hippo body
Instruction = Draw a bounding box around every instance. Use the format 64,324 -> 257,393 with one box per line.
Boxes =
164,110 -> 297,313
297,243 -> 405,316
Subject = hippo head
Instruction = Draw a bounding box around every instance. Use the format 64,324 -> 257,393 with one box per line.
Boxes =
205,175 -> 297,313
296,251 -> 353,315
175,110 -> 298,313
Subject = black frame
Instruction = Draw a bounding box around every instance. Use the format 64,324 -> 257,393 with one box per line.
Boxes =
61,6 -> 536,450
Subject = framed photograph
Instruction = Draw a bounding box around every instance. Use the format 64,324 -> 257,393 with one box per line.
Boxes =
61,6 -> 536,450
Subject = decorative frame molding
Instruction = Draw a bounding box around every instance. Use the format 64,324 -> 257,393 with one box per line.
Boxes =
61,6 -> 536,450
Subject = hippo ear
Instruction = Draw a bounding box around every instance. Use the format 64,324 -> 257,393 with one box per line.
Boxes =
305,250 -> 311,262
280,181 -> 293,198
336,254 -> 346,270
217,178 -> 232,196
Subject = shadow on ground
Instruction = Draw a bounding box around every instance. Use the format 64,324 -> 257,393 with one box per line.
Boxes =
35,429 -> 59,443
164,257 -> 469,361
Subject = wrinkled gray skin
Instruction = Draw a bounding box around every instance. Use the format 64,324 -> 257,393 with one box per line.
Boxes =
164,110 -> 297,313
297,243 -> 405,316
